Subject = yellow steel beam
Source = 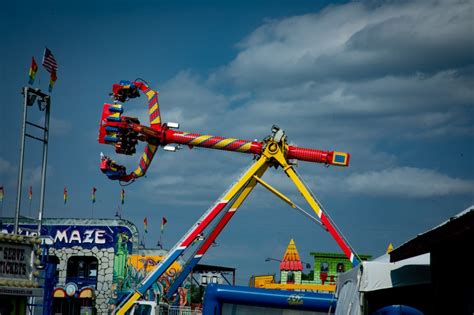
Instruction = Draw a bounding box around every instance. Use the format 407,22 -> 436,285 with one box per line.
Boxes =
253,175 -> 296,208
230,166 -> 270,210
271,149 -> 323,218
221,153 -> 270,202
115,291 -> 142,315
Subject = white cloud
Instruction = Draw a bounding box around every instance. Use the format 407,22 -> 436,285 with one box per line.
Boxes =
204,0 -> 474,143
0,157 -> 13,175
127,71 -> 230,134
50,117 -> 73,136
37,117 -> 72,136
214,1 -> 473,88
0,157 -> 16,187
160,71 -> 229,133
24,166 -> 45,186
344,167 -> 474,198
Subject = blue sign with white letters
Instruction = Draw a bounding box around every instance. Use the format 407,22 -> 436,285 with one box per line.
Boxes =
1,222 -> 134,252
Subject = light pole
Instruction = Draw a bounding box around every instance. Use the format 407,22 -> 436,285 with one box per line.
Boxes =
14,87 -> 51,235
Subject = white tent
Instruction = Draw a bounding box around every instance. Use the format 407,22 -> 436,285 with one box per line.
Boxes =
335,253 -> 430,315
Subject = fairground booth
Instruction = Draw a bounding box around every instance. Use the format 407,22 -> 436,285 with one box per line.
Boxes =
0,231 -> 42,315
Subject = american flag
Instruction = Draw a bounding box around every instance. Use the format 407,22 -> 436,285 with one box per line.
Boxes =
42,48 -> 58,73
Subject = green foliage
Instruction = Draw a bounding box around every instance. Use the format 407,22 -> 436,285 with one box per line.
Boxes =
190,284 -> 205,304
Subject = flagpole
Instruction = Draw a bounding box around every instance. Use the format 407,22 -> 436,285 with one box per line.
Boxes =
28,186 -> 32,217
91,187 -> 97,218
143,217 -> 148,248
120,188 -> 125,219
160,217 -> 167,249
63,187 -> 67,210
0,186 -> 3,217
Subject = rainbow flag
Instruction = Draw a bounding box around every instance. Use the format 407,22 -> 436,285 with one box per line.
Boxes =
28,186 -> 32,201
49,70 -> 57,92
63,187 -> 68,204
28,57 -> 38,85
144,217 -> 148,233
161,217 -> 167,233
92,187 -> 97,203
120,188 -> 125,205
0,186 -> 4,202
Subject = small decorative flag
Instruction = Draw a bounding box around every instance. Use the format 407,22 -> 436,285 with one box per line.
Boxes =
28,186 -> 33,201
28,57 -> 38,85
161,217 -> 167,233
144,217 -> 148,233
49,70 -> 57,92
120,188 -> 125,205
42,48 -> 58,73
0,186 -> 4,202
64,187 -> 68,204
92,187 -> 97,203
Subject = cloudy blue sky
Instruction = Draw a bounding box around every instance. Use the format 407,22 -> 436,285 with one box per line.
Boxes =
0,0 -> 473,284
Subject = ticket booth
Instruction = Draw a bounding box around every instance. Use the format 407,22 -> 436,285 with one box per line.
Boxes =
0,233 -> 43,315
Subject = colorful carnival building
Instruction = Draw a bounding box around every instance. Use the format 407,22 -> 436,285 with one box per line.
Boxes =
310,252 -> 371,286
252,239 -> 371,292
0,217 -> 187,314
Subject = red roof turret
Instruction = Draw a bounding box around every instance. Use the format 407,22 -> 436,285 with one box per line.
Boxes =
279,239 -> 303,271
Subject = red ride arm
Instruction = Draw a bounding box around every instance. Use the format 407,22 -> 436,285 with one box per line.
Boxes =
164,129 -> 262,155
287,145 -> 350,166
161,129 -> 349,166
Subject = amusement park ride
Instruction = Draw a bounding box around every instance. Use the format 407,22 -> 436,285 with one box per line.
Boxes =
98,80 -> 360,314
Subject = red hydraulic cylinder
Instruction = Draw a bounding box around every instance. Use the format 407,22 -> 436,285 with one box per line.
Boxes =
287,146 -> 350,166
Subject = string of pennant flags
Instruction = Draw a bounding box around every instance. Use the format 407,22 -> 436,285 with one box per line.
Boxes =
143,217 -> 168,234
0,185 -> 130,206
28,47 -> 58,92
0,184 -> 168,237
